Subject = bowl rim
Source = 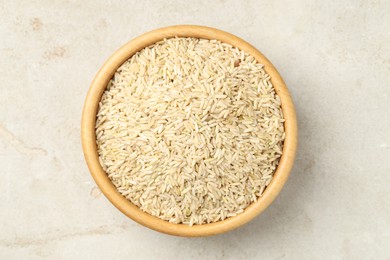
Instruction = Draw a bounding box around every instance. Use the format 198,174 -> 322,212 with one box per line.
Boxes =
81,25 -> 297,237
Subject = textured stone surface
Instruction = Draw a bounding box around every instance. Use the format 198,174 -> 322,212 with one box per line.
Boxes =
1,0 -> 389,259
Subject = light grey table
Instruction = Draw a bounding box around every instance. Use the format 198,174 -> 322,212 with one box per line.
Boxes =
1,0 -> 389,259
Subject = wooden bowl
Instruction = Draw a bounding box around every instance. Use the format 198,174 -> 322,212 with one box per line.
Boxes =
81,25 -> 297,237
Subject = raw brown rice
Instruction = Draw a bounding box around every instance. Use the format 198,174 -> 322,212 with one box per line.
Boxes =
96,37 -> 285,225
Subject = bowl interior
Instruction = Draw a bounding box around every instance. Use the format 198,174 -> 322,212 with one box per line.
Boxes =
81,25 -> 297,237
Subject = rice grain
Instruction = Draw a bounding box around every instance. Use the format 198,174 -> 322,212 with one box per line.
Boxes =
96,37 -> 285,225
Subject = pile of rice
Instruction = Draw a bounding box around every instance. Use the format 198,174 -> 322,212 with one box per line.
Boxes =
96,37 -> 285,226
